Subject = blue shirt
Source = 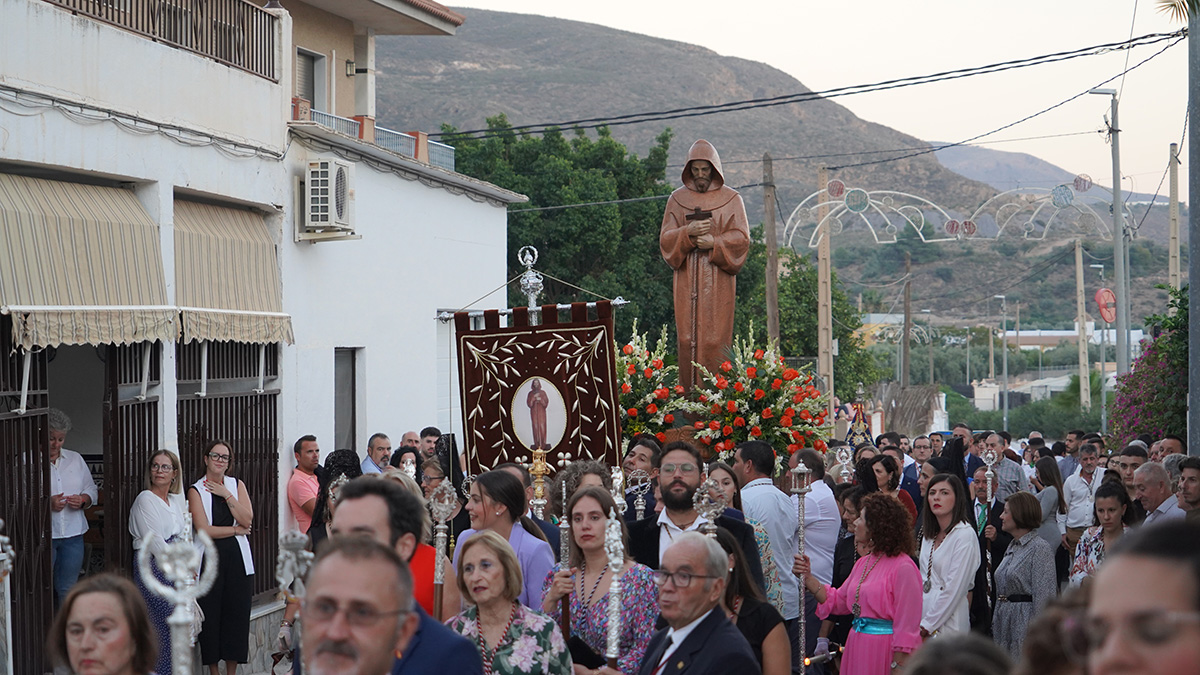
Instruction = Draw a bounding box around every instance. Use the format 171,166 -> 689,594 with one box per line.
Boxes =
392,605 -> 482,675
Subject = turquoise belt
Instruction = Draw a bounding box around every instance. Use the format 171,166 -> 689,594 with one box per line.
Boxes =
851,617 -> 894,635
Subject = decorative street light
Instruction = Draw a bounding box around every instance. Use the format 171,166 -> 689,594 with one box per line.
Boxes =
994,295 -> 1009,431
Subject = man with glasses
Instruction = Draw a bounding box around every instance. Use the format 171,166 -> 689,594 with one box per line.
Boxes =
302,536 -> 420,675
1079,521 -> 1200,675
637,532 -> 757,675
628,442 -> 766,590
329,477 -> 479,675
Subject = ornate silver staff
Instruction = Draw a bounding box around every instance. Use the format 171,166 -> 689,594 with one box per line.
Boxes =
138,528 -> 218,675
276,530 -> 314,602
559,479 -> 571,639
530,448 -> 549,520
836,445 -> 853,484
692,478 -> 728,538
604,507 -> 623,670
610,465 -> 627,515
981,446 -> 999,610
792,460 -> 813,675
627,469 -> 651,521
430,479 -> 457,621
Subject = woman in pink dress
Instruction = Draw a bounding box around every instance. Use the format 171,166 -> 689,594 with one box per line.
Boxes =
796,492 -> 923,674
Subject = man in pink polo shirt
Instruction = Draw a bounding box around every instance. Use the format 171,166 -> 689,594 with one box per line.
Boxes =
287,435 -> 321,533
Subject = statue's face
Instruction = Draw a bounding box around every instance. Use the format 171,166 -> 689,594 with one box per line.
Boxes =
689,161 -> 713,193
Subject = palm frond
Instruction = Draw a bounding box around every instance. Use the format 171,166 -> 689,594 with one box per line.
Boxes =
1157,0 -> 1200,23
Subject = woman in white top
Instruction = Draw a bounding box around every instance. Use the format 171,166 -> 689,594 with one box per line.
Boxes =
129,449 -> 188,675
918,473 -> 979,639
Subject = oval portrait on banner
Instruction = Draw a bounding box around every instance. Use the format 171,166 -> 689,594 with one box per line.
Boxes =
512,376 -> 567,452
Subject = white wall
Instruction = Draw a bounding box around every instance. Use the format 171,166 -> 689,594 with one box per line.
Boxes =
2,0 -> 291,151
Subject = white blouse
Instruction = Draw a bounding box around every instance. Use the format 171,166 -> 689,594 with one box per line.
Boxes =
129,490 -> 189,551
918,521 -> 980,636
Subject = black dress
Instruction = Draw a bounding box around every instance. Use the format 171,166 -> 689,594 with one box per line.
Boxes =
736,595 -> 785,668
192,486 -> 253,665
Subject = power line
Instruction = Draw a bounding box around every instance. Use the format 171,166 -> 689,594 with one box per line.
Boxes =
1131,108 -> 1189,234
507,182 -> 766,212
827,33 -> 1183,171
433,30 -> 1184,142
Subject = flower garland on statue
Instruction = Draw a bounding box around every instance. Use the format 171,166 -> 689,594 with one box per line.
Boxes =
616,321 -> 689,444
677,330 -> 834,475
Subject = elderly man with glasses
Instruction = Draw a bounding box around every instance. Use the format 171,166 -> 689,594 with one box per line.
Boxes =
627,442 -> 766,592
637,532 -> 758,675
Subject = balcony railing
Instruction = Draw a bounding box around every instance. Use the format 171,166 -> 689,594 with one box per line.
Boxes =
429,140 -> 455,171
44,0 -> 278,81
311,110 -> 361,138
376,127 -> 417,157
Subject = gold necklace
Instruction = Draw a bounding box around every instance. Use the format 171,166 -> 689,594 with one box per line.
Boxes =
852,553 -> 881,620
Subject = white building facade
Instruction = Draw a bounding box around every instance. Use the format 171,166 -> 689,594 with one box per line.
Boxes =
0,0 -> 521,670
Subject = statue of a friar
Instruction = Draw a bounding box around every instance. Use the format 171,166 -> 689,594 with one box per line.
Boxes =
659,139 -> 751,392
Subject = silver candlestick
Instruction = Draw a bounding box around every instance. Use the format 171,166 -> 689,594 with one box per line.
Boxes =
604,507 -> 623,670
138,529 -> 219,675
791,461 -> 813,675
430,480 -> 457,621
276,530 -> 314,603
610,466 -> 626,515
627,469 -> 651,521
559,480 -> 571,565
836,445 -> 853,484
692,478 -> 728,538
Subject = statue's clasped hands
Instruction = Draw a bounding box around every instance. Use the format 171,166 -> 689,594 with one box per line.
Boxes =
687,218 -> 715,250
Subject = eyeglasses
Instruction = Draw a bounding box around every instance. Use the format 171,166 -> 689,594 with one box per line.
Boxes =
651,569 -> 719,588
660,463 -> 699,475
207,452 -> 231,462
150,464 -> 175,473
421,474 -> 445,483
1064,610 -> 1200,660
303,597 -> 407,627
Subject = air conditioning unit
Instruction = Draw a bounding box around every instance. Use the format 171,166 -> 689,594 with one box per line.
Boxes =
304,159 -> 355,232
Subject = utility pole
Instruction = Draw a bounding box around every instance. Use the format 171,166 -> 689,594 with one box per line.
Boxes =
965,327 -> 971,386
988,322 -> 996,380
922,309 -> 934,385
1169,143 -> 1181,293
764,154 -> 780,344
1090,88 -> 1130,375
817,167 -> 835,421
996,295 -> 1008,431
1190,10 -> 1200,456
1075,240 -> 1092,410
902,251 -> 912,387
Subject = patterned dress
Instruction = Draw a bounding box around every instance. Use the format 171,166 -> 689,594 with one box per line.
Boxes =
747,518 -> 785,614
1069,525 -> 1128,586
992,531 -> 1057,659
446,603 -> 573,675
540,563 -> 656,675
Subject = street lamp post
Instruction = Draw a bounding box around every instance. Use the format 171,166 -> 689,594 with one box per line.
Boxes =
1090,263 -> 1108,433
995,295 -> 1008,431
1088,88 -> 1129,375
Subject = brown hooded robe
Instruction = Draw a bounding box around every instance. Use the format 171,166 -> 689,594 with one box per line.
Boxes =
659,140 -> 751,391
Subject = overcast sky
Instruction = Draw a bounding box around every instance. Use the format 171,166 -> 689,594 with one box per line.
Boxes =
454,0 -> 1189,202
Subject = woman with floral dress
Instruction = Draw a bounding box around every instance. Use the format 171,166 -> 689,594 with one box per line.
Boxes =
541,487 -> 656,674
1069,482 -> 1133,585
448,530 -> 572,675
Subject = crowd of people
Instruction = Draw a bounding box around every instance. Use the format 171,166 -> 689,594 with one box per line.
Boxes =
42,420 -> 1200,675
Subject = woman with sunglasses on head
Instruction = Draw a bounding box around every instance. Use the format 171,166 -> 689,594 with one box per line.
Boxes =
128,449 -> 187,675
187,440 -> 254,675
541,486 -> 656,675
796,492 -> 922,674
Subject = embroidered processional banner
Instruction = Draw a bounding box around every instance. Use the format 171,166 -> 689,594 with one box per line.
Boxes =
454,301 -> 621,474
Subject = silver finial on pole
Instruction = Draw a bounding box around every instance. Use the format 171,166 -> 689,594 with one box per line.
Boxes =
836,445 -> 853,484
627,469 -> 651,521
517,246 -> 544,324
610,465 -> 626,515
692,478 -> 728,538
981,446 -> 999,610
791,459 -> 813,674
430,479 -> 457,621
138,530 -> 219,675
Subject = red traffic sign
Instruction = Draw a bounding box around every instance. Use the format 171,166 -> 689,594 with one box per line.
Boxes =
1095,288 -> 1116,324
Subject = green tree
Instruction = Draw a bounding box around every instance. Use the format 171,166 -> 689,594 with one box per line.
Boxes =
734,240 -> 884,399
441,115 -> 676,339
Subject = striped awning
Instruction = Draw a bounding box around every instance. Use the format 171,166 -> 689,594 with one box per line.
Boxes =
0,173 -> 178,349
174,200 -> 294,344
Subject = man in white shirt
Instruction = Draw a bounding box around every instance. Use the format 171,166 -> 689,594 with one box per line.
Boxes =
360,432 -> 392,474
1135,462 -> 1186,524
1060,443 -> 1104,559
732,441 -> 801,668
47,408 -> 98,607
636,532 -> 757,675
787,448 -> 839,672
